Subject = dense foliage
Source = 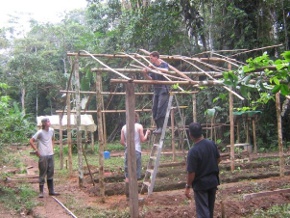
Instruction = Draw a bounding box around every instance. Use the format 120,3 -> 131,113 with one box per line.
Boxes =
0,0 -> 289,149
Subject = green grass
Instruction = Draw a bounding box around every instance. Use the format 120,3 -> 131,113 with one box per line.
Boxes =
0,146 -> 39,216
250,203 -> 290,218
0,184 -> 38,213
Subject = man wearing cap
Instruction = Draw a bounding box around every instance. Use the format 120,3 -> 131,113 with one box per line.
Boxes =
29,118 -> 60,198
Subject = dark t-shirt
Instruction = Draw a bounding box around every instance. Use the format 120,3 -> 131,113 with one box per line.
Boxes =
149,62 -> 169,94
187,138 -> 220,191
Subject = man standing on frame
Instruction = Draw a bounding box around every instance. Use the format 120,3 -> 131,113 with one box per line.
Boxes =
142,51 -> 169,134
185,122 -> 221,218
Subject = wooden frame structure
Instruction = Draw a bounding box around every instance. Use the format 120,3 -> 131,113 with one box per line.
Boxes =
56,47 -> 285,216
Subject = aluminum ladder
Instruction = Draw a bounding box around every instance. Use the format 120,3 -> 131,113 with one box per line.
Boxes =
140,93 -> 174,196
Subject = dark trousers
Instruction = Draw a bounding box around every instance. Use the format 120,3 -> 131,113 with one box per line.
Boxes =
152,92 -> 169,121
194,187 -> 217,218
38,155 -> 54,185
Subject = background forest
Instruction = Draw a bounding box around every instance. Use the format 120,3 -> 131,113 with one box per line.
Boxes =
0,0 -> 290,150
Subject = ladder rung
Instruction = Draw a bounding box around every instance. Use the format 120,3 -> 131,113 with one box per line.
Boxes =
143,181 -> 151,187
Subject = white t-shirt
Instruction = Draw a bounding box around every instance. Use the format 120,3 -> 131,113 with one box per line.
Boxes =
32,127 -> 54,156
121,123 -> 142,153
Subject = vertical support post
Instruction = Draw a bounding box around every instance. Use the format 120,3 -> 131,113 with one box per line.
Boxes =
67,90 -> 73,175
75,55 -> 83,187
252,117 -> 257,153
125,82 -> 139,217
246,115 -> 249,144
91,131 -> 94,152
228,63 -> 235,172
192,93 -> 197,122
276,92 -> 284,176
100,74 -> 107,147
59,114 -> 63,169
171,108 -> 176,161
236,118 -> 240,143
96,73 -> 105,201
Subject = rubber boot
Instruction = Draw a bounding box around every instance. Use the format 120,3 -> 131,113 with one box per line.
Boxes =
39,184 -> 44,198
125,182 -> 129,201
47,179 -> 60,196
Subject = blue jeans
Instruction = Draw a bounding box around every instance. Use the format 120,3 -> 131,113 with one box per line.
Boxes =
124,150 -> 142,179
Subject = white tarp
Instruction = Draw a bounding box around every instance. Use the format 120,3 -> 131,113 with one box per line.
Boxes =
36,114 -> 97,132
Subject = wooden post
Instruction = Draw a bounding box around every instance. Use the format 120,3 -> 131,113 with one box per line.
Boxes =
236,118 -> 240,143
252,117 -> 257,153
192,93 -> 197,122
59,114 -> 63,169
96,73 -> 105,201
67,91 -> 73,176
125,82 -> 139,217
91,131 -> 94,152
246,115 -> 249,144
229,88 -> 235,172
171,108 -> 176,161
276,92 -> 284,176
228,63 -> 235,172
75,56 -> 83,187
100,75 -> 107,147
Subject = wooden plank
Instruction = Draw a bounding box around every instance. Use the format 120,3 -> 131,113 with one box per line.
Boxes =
96,72 -> 105,200
243,188 -> 290,201
125,82 -> 139,217
111,79 -> 223,86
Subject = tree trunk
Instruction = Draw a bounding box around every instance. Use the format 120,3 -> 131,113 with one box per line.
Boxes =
276,92 -> 284,177
21,87 -> 25,115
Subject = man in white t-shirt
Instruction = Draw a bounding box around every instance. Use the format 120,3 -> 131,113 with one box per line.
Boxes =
30,118 -> 60,198
120,113 -> 150,200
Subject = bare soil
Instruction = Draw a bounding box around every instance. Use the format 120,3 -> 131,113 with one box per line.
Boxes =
2,146 -> 290,218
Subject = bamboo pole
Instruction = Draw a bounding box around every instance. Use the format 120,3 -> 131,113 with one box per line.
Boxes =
110,78 -> 223,86
176,57 -> 244,100
56,109 -> 151,113
91,131 -> 94,152
132,52 -> 189,85
99,72 -> 107,147
119,52 -> 186,92
230,44 -> 283,57
75,55 -> 84,187
139,49 -> 193,82
67,90 -> 73,176
276,92 -> 284,177
252,117 -> 257,153
171,109 -> 176,161
59,90 -> 198,95
67,52 -> 233,62
228,62 -> 235,172
125,82 -> 139,217
79,50 -> 131,80
59,114 -> 63,169
96,72 -> 105,201
192,93 -> 197,122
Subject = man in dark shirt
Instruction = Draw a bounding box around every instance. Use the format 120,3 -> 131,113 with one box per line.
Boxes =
142,51 -> 169,134
185,122 -> 221,218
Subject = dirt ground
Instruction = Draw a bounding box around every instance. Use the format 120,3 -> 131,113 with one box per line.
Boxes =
2,146 -> 290,218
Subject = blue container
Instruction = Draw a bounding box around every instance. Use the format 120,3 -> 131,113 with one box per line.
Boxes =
104,151 -> 110,159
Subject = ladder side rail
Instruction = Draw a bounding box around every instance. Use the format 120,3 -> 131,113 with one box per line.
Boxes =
148,94 -> 174,194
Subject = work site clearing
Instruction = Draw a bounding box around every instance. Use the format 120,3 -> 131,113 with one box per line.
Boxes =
1,145 -> 290,218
